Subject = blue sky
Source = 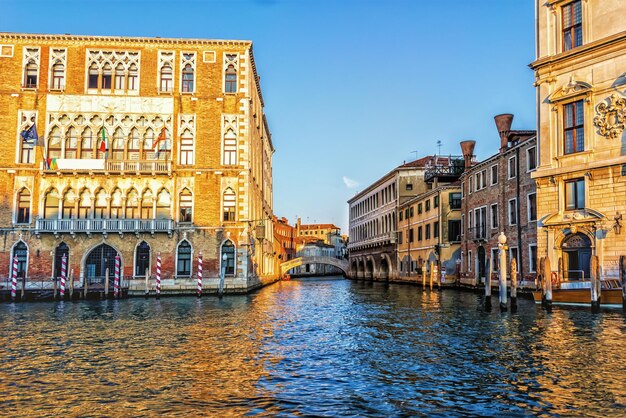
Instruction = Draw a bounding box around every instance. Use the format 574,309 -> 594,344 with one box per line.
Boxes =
1,0 -> 536,232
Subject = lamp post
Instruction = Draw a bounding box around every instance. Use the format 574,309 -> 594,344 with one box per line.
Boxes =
219,253 -> 227,297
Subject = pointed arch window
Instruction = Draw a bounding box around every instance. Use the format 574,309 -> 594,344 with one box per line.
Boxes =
179,189 -> 192,222
12,242 -> 28,279
225,64 -> 237,93
160,64 -> 173,92
223,128 -> 237,165
128,128 -> 140,160
221,240 -> 235,275
51,62 -> 64,90
78,189 -> 92,219
80,127 -> 93,159
47,127 -> 62,159
143,129 -> 154,160
156,189 -> 171,219
114,63 -> 125,90
135,241 -> 150,276
24,61 -> 38,88
176,240 -> 192,277
62,189 -> 77,219
44,189 -> 60,219
141,190 -> 153,219
101,63 -> 112,89
16,188 -> 31,224
88,63 -> 99,89
54,242 -> 69,280
182,64 -> 194,93
110,188 -> 123,219
179,129 -> 194,165
111,129 -> 125,160
125,189 -> 139,218
223,188 -> 236,221
128,63 -> 138,91
94,189 -> 108,219
64,127 -> 78,159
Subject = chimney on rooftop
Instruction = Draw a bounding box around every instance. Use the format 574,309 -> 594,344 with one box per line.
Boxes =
494,113 -> 514,152
460,140 -> 476,169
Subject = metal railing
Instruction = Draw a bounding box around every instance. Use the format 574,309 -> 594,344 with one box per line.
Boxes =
347,231 -> 396,249
41,160 -> 171,173
35,218 -> 174,234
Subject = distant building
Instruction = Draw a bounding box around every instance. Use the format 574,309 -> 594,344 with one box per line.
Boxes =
293,240 -> 342,276
273,216 -> 297,262
347,157 -> 434,280
459,115 -> 537,286
530,0 -> 626,283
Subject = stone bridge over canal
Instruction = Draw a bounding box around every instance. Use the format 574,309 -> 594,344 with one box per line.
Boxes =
279,256 -> 349,276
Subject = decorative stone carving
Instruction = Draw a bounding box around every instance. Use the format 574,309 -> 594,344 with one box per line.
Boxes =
594,93 -> 626,139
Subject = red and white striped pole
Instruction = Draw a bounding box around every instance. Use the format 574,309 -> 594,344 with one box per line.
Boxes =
197,252 -> 203,298
114,255 -> 120,298
10,255 -> 18,301
60,254 -> 67,299
155,253 -> 161,299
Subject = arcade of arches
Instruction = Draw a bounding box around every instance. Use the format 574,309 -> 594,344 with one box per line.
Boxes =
349,253 -> 393,281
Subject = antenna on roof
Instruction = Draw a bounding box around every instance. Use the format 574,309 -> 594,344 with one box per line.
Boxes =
410,150 -> 418,161
436,140 -> 442,156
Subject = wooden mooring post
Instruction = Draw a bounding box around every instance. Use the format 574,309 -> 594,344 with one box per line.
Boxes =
144,268 -> 150,298
544,257 -> 552,313
621,256 -> 626,312
590,256 -> 601,313
104,268 -> 109,299
510,258 -> 518,312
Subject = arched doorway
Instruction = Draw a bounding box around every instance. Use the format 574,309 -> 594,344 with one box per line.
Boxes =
365,258 -> 374,279
135,241 -> 150,277
221,240 -> 235,276
562,233 -> 592,281
350,261 -> 357,278
379,256 -> 390,280
357,260 -> 365,278
85,244 -> 119,288
11,242 -> 28,279
54,242 -> 69,280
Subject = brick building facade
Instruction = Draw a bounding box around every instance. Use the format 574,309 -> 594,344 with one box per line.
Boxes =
0,33 -> 276,293
459,115 -> 538,286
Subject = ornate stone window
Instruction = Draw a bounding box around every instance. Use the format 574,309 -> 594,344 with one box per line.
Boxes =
156,189 -> 171,219
224,53 -> 238,93
94,188 -> 108,219
179,189 -> 192,222
44,189 -> 60,219
125,189 -> 139,218
180,52 -> 196,93
49,48 -> 66,90
158,51 -> 174,93
16,188 -> 31,224
64,127 -> 78,158
17,110 -> 37,164
565,178 -> 585,210
141,190 -> 153,219
562,0 -> 582,51
176,240 -> 192,277
222,115 -> 238,165
179,115 -> 195,165
86,50 -> 140,93
223,188 -> 236,221
110,188 -> 123,219
22,47 -> 40,88
78,189 -> 92,219
564,99 -> 584,154
62,188 -> 77,219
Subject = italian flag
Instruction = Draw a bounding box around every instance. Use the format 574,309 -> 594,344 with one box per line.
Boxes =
99,126 -> 107,153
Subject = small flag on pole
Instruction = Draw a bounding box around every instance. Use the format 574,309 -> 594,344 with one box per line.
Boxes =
98,125 -> 108,155
20,123 -> 39,145
153,127 -> 167,151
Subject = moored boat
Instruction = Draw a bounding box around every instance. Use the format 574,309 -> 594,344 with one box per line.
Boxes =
532,279 -> 623,308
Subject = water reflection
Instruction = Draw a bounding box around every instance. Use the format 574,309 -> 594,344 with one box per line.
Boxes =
1,278 -> 625,416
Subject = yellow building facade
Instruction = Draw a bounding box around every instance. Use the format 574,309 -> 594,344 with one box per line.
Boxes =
530,1 -> 626,282
0,33 -> 276,292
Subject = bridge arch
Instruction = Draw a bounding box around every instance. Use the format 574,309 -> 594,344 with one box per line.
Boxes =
280,256 -> 349,277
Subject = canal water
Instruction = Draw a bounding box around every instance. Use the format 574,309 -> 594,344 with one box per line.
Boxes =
1,278 -> 626,417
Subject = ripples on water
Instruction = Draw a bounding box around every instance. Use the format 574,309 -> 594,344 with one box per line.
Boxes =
1,278 -> 626,417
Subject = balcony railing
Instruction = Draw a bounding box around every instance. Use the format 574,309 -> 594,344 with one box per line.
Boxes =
35,218 -> 174,234
468,225 -> 487,241
41,159 -> 171,174
424,156 -> 465,183
347,231 -> 396,249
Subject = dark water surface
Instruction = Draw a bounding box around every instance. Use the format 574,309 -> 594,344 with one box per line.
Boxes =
1,278 -> 626,417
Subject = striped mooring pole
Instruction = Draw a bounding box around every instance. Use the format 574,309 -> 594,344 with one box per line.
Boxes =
197,252 -> 203,298
10,255 -> 18,301
113,255 -> 120,299
60,254 -> 67,299
155,253 -> 162,299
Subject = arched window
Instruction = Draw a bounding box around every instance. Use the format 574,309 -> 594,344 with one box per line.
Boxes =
51,62 -> 65,90
128,63 -> 138,91
47,126 -> 62,159
101,63 -> 112,89
80,127 -> 93,159
179,129 -> 194,165
125,189 -> 139,219
62,188 -> 77,219
176,240 -> 192,276
160,64 -> 172,92
12,242 -> 28,279
64,127 -> 78,158
225,64 -> 237,93
16,188 -> 31,224
94,188 -> 107,219
223,188 -> 236,221
111,129 -> 125,160
141,190 -> 153,219
110,188 -> 123,219
44,189 -> 60,219
128,128 -> 140,160
182,64 -> 194,92
221,240 -> 235,275
53,242 -> 69,280
156,189 -> 171,219
135,241 -> 150,276
114,62 -> 125,90
142,129 -> 154,160
179,189 -> 192,222
223,128 -> 237,165
563,233 -> 592,281
24,61 -> 38,87
78,189 -> 92,219
88,62 -> 99,89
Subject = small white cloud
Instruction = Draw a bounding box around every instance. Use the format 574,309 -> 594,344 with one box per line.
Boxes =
343,176 -> 359,189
